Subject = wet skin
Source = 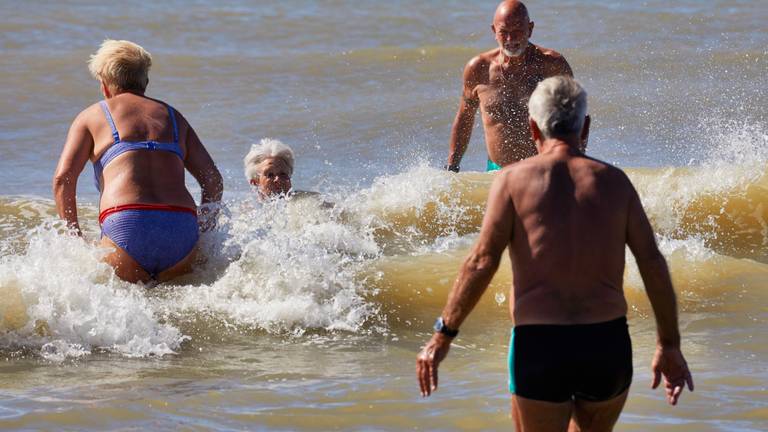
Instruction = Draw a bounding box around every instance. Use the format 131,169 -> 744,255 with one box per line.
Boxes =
422,105 -> 693,431
447,1 -> 573,169
53,83 -> 223,283
249,157 -> 292,197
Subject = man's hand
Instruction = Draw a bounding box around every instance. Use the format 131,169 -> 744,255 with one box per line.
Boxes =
416,332 -> 452,397
651,345 -> 694,405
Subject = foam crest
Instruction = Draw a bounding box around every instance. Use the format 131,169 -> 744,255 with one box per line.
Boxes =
353,164 -> 454,213
159,195 -> 381,335
628,120 -> 768,259
0,222 -> 186,360
342,164 -> 489,252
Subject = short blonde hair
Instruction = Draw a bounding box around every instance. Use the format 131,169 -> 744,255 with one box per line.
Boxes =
244,138 -> 295,180
88,39 -> 152,92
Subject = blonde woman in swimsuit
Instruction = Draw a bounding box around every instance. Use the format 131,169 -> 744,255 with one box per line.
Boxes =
53,39 -> 223,283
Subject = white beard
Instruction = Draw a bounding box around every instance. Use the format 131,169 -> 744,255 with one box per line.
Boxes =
503,46 -> 526,57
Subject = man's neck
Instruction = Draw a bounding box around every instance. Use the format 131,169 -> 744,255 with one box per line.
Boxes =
539,137 -> 581,155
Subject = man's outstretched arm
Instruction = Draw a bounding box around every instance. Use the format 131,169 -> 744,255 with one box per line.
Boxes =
446,58 -> 482,171
626,184 -> 693,406
417,171 -> 515,396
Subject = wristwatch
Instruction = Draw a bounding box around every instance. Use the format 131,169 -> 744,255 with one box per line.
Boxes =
444,164 -> 460,173
434,317 -> 459,338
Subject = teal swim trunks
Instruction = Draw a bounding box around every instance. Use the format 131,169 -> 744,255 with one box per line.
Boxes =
486,159 -> 502,171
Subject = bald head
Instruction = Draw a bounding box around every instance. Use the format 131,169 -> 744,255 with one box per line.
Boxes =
493,0 -> 530,25
491,1 -> 533,58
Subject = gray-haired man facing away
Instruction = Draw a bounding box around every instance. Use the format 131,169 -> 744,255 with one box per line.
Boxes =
418,76 -> 693,432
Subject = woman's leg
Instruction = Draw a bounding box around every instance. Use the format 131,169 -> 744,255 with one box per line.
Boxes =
156,245 -> 197,282
100,236 -> 151,283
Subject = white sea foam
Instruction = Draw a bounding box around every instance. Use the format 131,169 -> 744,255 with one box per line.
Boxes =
0,222 -> 186,360
0,194 -> 384,358
158,196 -> 381,335
351,164 -> 454,215
1,126 -> 765,359
630,119 -> 767,235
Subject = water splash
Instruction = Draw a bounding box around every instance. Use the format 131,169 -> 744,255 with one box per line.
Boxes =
0,222 -> 186,361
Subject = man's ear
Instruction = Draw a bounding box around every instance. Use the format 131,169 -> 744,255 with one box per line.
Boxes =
528,21 -> 534,38
529,118 -> 542,143
580,115 -> 591,152
491,24 -> 496,35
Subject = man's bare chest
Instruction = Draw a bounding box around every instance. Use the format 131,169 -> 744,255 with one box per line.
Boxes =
476,68 -> 545,121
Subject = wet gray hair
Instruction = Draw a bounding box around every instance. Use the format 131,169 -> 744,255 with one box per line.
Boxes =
528,76 -> 588,139
244,138 -> 295,180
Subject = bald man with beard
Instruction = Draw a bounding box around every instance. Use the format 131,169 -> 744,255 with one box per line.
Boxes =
445,0 -> 573,172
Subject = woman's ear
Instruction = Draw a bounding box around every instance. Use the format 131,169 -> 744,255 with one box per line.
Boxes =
100,81 -> 112,99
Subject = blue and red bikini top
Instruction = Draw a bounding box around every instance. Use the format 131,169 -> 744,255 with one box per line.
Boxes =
93,100 -> 184,191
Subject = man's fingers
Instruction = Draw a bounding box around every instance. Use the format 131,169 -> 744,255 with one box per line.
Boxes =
670,385 -> 683,405
429,360 -> 439,392
421,361 -> 432,397
651,369 -> 661,389
417,358 -> 429,397
686,372 -> 694,392
425,362 -> 435,396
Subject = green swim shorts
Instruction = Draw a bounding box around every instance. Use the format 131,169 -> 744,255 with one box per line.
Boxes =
486,159 -> 502,171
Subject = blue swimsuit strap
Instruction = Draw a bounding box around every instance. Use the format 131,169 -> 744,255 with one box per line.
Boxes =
93,101 -> 183,190
167,104 -> 179,144
100,100 -> 120,143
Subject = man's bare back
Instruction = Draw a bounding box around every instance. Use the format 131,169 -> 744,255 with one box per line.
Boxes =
499,146 -> 631,325
446,1 -> 572,171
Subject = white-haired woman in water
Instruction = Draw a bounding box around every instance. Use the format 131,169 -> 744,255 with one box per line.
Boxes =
244,138 -> 295,198
53,39 -> 223,284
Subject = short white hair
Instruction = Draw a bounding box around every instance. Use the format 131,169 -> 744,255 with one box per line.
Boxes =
244,138 -> 295,180
528,76 -> 588,139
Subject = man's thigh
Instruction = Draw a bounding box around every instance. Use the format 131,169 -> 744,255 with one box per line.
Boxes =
511,395 -> 572,432
570,388 -> 629,432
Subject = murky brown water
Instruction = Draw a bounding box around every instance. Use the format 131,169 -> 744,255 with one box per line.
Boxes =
1,0 -> 767,430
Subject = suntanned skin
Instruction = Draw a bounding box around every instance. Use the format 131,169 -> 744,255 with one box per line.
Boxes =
419,114 -> 693,431
53,81 -> 223,283
249,157 -> 292,197
447,0 -> 573,169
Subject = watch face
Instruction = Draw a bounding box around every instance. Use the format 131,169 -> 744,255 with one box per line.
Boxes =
433,317 -> 457,337
434,317 -> 444,332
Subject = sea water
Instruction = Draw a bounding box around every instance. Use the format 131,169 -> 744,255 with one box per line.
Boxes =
1,1 -> 767,430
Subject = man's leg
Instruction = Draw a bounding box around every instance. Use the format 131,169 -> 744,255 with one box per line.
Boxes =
511,395 -> 572,432
569,389 -> 629,432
